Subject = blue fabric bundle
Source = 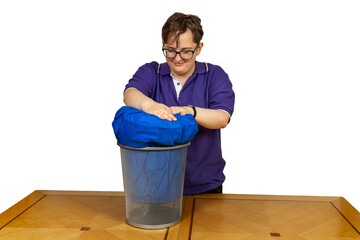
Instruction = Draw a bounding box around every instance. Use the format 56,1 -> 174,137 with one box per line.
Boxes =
112,106 -> 198,148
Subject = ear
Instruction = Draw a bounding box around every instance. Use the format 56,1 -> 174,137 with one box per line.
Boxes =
195,42 -> 204,56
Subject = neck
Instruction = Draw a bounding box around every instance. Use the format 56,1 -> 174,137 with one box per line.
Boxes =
171,63 -> 196,85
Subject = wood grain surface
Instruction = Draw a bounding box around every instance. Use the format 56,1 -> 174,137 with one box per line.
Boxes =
0,190 -> 359,240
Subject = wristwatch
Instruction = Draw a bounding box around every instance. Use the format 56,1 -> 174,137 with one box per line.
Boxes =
186,105 -> 197,118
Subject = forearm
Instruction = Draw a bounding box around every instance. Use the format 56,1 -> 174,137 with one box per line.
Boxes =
171,105 -> 230,129
123,88 -> 155,111
123,88 -> 176,121
124,89 -> 230,128
195,107 -> 230,129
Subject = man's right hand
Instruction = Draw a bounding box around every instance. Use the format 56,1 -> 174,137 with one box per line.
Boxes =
124,88 -> 177,121
142,101 -> 177,121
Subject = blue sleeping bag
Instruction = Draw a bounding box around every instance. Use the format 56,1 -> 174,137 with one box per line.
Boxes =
112,106 -> 198,148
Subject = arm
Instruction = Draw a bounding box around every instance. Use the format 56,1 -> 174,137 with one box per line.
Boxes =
124,88 -> 177,121
124,89 -> 229,128
195,107 -> 230,129
171,106 -> 230,129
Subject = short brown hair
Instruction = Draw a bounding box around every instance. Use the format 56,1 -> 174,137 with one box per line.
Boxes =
162,12 -> 204,46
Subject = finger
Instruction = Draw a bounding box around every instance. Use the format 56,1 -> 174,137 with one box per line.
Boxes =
167,112 -> 177,121
160,108 -> 177,119
164,114 -> 177,121
161,104 -> 173,113
156,110 -> 177,121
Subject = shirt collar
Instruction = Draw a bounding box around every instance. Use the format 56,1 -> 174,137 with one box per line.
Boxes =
158,61 -> 208,75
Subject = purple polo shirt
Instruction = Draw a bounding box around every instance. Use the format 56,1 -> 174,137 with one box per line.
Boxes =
125,61 -> 235,194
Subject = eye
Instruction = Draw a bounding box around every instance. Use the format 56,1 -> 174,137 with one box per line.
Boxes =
163,49 -> 177,58
166,49 -> 176,55
181,50 -> 193,56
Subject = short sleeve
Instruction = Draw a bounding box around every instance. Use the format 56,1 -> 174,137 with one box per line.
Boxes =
208,65 -> 235,116
124,62 -> 159,98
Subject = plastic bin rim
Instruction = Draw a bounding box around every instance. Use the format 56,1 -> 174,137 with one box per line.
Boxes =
117,142 -> 190,151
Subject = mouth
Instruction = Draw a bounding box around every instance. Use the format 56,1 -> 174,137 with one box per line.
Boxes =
172,61 -> 184,67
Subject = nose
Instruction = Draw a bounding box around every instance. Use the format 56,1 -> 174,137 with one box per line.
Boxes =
174,52 -> 183,62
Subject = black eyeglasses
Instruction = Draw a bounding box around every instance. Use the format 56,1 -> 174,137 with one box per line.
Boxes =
162,43 -> 199,60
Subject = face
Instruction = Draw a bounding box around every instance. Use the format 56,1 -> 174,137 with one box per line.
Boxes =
163,29 -> 203,80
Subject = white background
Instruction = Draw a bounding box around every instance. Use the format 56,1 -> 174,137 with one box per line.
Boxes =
1,0 -> 359,213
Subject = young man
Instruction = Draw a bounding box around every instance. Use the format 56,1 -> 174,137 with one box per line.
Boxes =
123,12 -> 235,194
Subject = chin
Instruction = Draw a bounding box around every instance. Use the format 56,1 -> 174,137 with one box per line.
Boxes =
168,60 -> 194,77
169,63 -> 184,71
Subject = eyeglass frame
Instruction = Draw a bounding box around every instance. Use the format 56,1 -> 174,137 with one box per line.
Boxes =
162,42 -> 200,60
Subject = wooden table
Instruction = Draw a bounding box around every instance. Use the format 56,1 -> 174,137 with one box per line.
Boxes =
1,190 -> 360,239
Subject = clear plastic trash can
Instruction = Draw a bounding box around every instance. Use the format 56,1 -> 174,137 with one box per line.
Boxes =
118,142 -> 189,229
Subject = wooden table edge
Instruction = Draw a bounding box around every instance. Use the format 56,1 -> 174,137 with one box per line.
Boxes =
1,191 -> 359,236
37,190 -> 125,197
0,190 -> 45,229
194,193 -> 341,201
331,197 -> 360,233
193,193 -> 360,234
0,190 -> 125,229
